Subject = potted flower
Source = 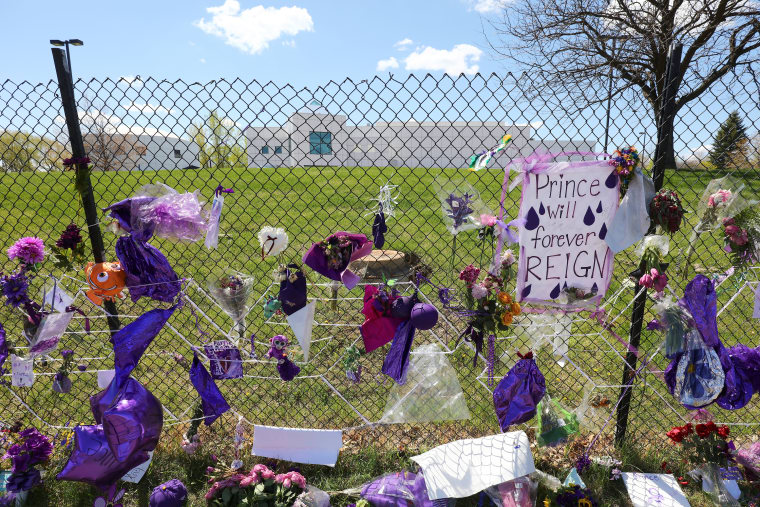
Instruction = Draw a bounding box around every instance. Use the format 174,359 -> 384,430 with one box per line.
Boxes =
205,462 -> 306,507
1,426 -> 53,505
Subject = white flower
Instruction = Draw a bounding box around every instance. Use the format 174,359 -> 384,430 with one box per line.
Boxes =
501,249 -> 515,266
471,284 -> 488,299
258,226 -> 289,257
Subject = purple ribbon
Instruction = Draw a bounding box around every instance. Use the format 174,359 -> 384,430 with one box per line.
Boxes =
214,185 -> 234,197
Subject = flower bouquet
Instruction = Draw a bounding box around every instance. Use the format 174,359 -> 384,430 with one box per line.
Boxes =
721,206 -> 760,269
608,146 -> 639,197
302,231 -> 372,290
204,462 -> 306,507
1,426 -> 53,500
666,421 -> 739,506
49,224 -> 86,271
207,272 -> 254,344
633,236 -> 669,294
649,189 -> 685,234
455,250 -> 520,372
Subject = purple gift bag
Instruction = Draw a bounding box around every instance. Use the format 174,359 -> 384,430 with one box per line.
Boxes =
493,351 -> 546,431
279,264 -> 308,316
204,340 -> 243,379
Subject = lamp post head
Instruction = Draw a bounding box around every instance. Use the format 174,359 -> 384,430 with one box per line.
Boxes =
50,40 -> 65,47
69,39 -> 84,46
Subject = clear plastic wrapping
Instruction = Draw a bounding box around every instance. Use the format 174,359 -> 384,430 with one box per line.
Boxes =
536,393 -> 579,447
204,192 -> 225,249
695,176 -> 755,231
132,183 -> 207,242
484,476 -> 537,507
433,178 -> 492,235
380,343 -> 470,423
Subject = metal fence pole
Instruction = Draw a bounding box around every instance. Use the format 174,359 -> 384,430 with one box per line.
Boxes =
50,47 -> 121,335
614,43 -> 682,446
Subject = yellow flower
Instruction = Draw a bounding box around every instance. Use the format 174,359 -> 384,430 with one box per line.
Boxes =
501,311 -> 513,326
511,302 -> 521,315
497,292 -> 512,305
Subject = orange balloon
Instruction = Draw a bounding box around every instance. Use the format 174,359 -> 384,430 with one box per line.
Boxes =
84,261 -> 127,306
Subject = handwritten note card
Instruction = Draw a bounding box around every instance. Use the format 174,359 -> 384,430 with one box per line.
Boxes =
11,355 -> 35,387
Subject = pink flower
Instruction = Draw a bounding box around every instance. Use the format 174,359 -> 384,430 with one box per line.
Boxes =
708,189 -> 731,207
653,272 -> 668,292
252,464 -> 268,474
283,478 -> 292,488
471,284 -> 488,299
459,264 -> 480,286
275,473 -> 287,484
205,483 -> 220,500
723,217 -> 735,226
240,474 -> 259,487
7,237 -> 45,265
639,273 -> 654,288
261,468 -> 275,480
479,214 -> 497,227
289,472 -> 306,489
725,225 -> 748,246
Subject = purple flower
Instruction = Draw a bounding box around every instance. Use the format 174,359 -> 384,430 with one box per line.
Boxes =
576,454 -> 592,474
445,193 -> 475,229
0,272 -> 30,308
5,468 -> 41,493
77,363 -> 87,371
646,319 -> 664,331
55,224 -> 83,250
7,237 -> 44,265
61,349 -> 74,359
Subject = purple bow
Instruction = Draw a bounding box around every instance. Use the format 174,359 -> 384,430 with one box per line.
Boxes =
214,185 -> 234,197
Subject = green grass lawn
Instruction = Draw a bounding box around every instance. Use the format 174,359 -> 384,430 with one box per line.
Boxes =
2,164 -> 759,505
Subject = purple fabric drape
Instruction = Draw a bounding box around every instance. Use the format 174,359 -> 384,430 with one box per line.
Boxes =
115,235 -> 181,303
189,353 -> 230,425
493,353 -> 546,431
113,305 -> 177,384
381,320 -> 416,385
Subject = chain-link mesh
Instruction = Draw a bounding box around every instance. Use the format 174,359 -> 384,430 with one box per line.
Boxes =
1,72 -> 760,459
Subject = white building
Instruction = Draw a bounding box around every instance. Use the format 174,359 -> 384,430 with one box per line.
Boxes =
131,134 -> 199,171
245,102 -> 595,169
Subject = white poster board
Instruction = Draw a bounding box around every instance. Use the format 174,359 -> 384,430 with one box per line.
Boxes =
252,425 -> 342,466
28,312 -> 73,357
516,161 -> 618,305
622,473 -> 690,507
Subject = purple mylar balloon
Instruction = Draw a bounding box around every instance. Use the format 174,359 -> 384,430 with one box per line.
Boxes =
493,354 -> 546,432
189,353 -> 230,426
113,305 -> 177,385
90,377 -> 164,462
56,424 -> 152,490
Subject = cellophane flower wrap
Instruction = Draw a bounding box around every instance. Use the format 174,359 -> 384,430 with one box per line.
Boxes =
302,231 -> 372,289
434,178 -> 492,235
204,462 -> 306,507
131,183 -> 207,242
208,273 -> 254,325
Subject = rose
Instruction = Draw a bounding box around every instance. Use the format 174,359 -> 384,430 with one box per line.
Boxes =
479,214 -> 497,227
667,427 -> 685,443
717,425 -> 730,438
252,464 -> 268,474
696,422 -> 715,438
261,468 -> 275,480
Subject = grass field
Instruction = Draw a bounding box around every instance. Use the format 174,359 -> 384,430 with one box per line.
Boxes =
2,164 -> 759,505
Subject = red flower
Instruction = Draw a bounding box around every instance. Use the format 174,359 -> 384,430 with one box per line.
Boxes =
678,476 -> 689,486
667,428 -> 685,443
683,423 -> 693,435
696,423 -> 711,438
717,425 -> 730,438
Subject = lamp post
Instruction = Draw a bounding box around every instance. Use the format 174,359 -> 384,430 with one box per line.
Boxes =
49,39 -> 83,74
639,130 -> 648,165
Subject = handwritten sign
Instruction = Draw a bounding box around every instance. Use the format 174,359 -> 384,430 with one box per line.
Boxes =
11,355 -> 35,387
121,451 -> 153,483
517,162 -> 618,304
622,473 -> 690,507
28,312 -> 73,357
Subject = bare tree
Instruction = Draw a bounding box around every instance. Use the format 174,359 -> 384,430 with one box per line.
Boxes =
79,100 -> 146,171
489,0 -> 760,166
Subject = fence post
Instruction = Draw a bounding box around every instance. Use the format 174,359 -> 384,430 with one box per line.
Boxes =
614,43 -> 682,446
51,48 -> 121,335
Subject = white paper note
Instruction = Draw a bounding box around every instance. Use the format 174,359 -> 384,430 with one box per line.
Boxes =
252,425 -> 342,466
28,312 -> 73,357
622,473 -> 690,507
42,281 -> 74,313
411,431 -> 535,500
97,369 -> 116,388
121,451 -> 154,483
11,355 -> 35,387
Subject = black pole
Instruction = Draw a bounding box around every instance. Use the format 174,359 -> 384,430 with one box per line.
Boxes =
603,38 -> 616,154
51,48 -> 121,335
614,42 -> 682,446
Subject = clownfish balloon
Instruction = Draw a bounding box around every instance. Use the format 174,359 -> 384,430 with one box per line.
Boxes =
84,261 -> 127,306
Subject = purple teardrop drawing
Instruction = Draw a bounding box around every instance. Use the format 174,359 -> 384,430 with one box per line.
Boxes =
524,207 -> 540,231
521,285 -> 532,298
549,283 -> 561,299
538,203 -> 545,215
599,223 -> 607,239
605,171 -> 618,188
562,281 -> 568,290
596,201 -> 603,213
591,283 -> 599,294
583,206 -> 595,226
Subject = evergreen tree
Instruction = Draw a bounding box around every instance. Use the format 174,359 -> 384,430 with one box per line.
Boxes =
709,111 -> 748,171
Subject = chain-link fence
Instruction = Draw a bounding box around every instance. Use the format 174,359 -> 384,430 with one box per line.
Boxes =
1,70 -> 760,459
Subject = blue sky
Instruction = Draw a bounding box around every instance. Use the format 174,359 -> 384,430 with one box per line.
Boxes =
2,0 -> 513,85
